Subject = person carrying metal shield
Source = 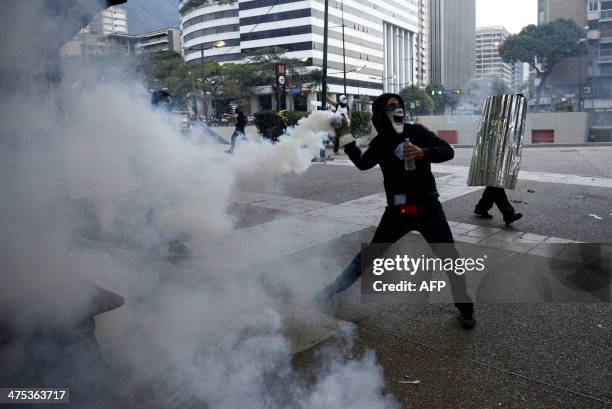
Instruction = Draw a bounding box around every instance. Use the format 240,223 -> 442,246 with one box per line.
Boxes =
468,95 -> 526,226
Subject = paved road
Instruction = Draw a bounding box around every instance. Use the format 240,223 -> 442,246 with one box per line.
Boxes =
228,146 -> 612,408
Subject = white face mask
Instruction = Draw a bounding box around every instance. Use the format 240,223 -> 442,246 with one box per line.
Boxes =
387,108 -> 405,134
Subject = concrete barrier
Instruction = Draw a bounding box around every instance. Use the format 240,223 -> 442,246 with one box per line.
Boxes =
415,112 -> 590,146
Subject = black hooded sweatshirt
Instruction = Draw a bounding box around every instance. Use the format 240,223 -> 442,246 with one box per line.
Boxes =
344,93 -> 454,207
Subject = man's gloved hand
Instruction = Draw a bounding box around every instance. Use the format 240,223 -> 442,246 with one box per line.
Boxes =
332,113 -> 354,147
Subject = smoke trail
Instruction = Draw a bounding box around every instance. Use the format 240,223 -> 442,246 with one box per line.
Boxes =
228,111 -> 336,177
0,3 -> 399,408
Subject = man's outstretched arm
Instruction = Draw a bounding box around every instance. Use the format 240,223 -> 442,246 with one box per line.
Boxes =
344,142 -> 378,170
334,115 -> 378,170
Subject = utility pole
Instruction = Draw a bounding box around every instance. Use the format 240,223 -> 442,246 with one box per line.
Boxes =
200,47 -> 206,111
341,0 -> 346,96
321,0 -> 329,110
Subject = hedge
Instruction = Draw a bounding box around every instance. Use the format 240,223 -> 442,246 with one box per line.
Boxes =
254,110 -> 308,140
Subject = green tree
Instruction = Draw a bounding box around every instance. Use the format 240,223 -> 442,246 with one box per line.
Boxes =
500,19 -> 584,112
555,98 -> 574,112
135,51 -> 192,108
399,86 -> 435,116
350,110 -> 372,138
426,84 -> 459,115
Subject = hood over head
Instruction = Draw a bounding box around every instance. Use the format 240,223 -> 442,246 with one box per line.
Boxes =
371,93 -> 406,143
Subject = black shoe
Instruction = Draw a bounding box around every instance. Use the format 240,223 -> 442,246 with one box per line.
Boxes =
504,212 -> 523,226
474,208 -> 493,219
458,311 -> 476,330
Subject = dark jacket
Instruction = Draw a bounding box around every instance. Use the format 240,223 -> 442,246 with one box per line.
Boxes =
235,109 -> 247,132
344,93 -> 454,206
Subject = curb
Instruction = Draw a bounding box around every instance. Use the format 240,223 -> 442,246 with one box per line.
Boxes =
453,143 -> 612,148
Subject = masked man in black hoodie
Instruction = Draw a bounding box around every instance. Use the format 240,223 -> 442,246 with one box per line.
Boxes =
318,93 -> 475,329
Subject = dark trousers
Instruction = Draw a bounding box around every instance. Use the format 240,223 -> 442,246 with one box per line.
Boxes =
328,201 -> 473,313
227,129 -> 246,154
475,187 -> 515,217
333,135 -> 340,153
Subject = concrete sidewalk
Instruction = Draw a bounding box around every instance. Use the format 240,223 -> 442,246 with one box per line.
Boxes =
228,153 -> 612,408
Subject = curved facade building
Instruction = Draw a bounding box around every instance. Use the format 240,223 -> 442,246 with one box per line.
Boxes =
179,0 -> 426,110
180,0 -> 241,64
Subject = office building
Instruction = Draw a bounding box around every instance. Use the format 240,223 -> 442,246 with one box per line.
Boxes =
62,26 -> 181,58
429,0 -> 476,91
84,5 -> 129,35
585,0 -> 612,135
134,28 -> 181,54
511,62 -> 528,94
179,0 -> 429,111
475,26 -> 512,90
538,0 -> 587,27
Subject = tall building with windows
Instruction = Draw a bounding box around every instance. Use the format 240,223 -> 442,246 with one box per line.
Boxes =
585,0 -> 612,135
83,5 -> 129,35
511,62 -> 528,94
61,6 -> 129,57
179,0 -> 428,110
537,0 -> 610,136
475,27 -> 512,90
429,0 -> 476,91
538,0 -> 587,27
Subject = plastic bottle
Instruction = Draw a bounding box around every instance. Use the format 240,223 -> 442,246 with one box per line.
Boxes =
404,138 -> 416,171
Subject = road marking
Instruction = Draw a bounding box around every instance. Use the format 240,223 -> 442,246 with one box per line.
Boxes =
316,161 -> 612,189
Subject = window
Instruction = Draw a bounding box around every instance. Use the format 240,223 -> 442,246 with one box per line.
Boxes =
183,24 -> 239,42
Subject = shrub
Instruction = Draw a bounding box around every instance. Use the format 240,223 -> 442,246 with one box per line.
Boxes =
285,110 -> 308,127
350,110 -> 372,138
254,110 -> 308,140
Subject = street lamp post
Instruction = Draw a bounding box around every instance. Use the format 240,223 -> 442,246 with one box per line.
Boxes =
577,27 -> 589,112
341,0 -> 346,95
187,70 -> 197,114
183,40 -> 225,117
321,0 -> 330,110
328,64 -> 366,99
371,74 -> 396,92
578,39 -> 585,112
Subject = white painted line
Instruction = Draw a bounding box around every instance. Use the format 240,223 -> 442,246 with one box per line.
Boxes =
318,161 -> 612,189
429,164 -> 612,190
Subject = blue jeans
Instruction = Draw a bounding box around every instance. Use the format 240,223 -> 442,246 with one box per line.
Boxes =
227,130 -> 247,153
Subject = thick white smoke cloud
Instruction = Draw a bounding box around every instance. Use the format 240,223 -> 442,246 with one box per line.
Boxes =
0,3 -> 399,408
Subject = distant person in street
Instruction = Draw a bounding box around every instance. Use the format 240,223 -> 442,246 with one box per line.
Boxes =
224,101 -> 248,154
474,187 -> 522,225
316,93 -> 475,329
327,94 -> 351,154
469,94 -> 526,227
150,89 -> 173,111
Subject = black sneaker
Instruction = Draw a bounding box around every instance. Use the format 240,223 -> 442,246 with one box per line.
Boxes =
458,312 -> 476,330
504,212 -> 523,226
474,208 -> 493,219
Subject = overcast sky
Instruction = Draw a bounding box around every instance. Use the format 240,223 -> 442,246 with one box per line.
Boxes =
476,0 -> 537,34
